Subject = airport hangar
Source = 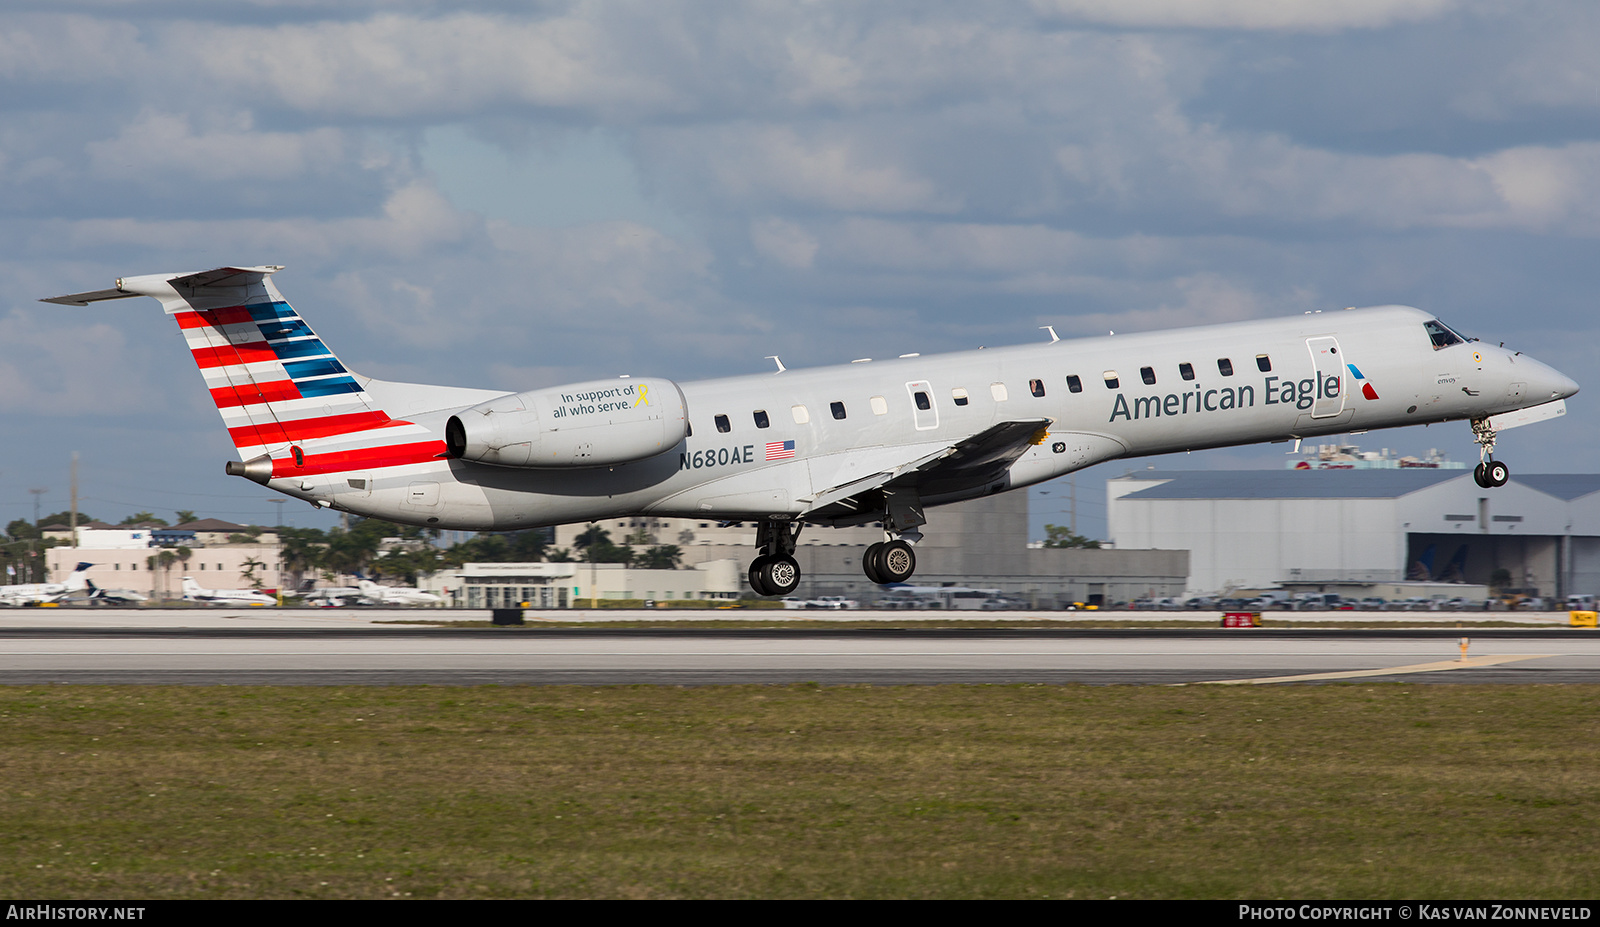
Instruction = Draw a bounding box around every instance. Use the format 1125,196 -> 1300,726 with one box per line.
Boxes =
1107,469 -> 1600,599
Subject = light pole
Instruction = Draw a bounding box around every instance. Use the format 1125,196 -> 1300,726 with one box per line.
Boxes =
28,488 -> 45,584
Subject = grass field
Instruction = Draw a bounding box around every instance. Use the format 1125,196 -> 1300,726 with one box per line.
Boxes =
3,684 -> 1598,899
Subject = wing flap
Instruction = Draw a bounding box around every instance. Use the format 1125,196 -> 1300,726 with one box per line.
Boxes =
799,419 -> 1051,517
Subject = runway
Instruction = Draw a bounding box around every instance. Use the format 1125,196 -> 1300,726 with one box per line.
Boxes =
2,625 -> 1598,685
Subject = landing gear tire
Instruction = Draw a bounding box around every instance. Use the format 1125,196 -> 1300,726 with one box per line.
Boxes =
1475,460 -> 1510,488
878,540 -> 917,584
862,542 -> 888,584
749,555 -> 775,596
764,556 -> 801,596
749,555 -> 801,597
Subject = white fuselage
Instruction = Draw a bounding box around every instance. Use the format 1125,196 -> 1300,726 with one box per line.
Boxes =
265,305 -> 1576,532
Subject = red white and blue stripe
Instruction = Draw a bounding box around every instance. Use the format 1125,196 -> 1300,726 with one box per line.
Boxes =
174,297 -> 444,479
765,439 -> 796,461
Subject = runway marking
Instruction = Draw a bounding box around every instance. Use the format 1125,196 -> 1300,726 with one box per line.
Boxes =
1192,653 -> 1553,685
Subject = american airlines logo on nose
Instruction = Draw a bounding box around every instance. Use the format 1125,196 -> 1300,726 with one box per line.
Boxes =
1346,363 -> 1380,400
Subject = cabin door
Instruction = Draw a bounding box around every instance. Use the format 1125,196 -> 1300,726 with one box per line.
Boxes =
1306,336 -> 1346,419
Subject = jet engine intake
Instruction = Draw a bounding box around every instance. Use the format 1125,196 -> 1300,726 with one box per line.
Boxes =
445,377 -> 687,468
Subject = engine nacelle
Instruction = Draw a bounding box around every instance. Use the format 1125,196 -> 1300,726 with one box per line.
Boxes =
445,377 -> 687,468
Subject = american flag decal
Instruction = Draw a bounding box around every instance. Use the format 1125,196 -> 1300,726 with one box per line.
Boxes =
766,439 -> 795,460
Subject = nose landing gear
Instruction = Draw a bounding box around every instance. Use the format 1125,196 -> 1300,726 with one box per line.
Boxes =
1471,417 -> 1510,488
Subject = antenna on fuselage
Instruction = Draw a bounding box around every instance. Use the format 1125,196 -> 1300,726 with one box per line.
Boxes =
1040,326 -> 1059,343
765,355 -> 786,373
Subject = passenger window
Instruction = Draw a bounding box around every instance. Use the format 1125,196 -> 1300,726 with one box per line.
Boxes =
1140,366 -> 1156,385
1103,371 -> 1119,389
991,383 -> 1008,402
870,396 -> 888,415
1217,358 -> 1234,377
951,388 -> 969,406
686,422 -> 692,437
1256,354 -> 1272,372
914,391 -> 931,411
715,414 -> 730,433
753,410 -> 770,428
1425,320 -> 1465,349
791,404 -> 810,424
1179,363 -> 1195,381
1029,379 -> 1046,398
1065,375 -> 1082,393
830,401 -> 847,420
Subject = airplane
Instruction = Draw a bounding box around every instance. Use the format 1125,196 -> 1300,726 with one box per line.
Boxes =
357,579 -> 444,606
0,562 -> 95,607
180,576 -> 276,607
304,585 -> 363,607
88,587 -> 150,606
45,266 -> 1579,597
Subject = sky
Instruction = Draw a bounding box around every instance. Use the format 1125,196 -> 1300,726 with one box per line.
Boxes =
3,0 -> 1599,543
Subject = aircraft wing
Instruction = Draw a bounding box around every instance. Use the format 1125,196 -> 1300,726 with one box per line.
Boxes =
800,419 -> 1051,520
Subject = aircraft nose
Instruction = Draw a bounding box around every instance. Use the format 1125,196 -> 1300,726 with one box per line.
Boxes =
1529,356 -> 1579,402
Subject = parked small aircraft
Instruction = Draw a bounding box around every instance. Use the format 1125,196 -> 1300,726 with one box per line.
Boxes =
181,576 -> 276,607
357,579 -> 443,606
47,267 -> 1578,596
0,562 -> 94,607
88,587 -> 149,606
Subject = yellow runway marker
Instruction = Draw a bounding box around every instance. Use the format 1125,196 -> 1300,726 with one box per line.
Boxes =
1193,653 -> 1552,686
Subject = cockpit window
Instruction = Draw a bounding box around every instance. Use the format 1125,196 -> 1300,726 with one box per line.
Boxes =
1425,320 -> 1465,349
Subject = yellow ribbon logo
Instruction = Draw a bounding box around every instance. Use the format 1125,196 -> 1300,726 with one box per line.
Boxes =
634,383 -> 650,407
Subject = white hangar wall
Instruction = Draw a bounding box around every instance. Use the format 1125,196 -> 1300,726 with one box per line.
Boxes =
1109,470 -> 1600,597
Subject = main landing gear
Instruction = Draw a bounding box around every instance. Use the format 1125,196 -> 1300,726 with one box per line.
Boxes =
861,487 -> 926,585
748,519 -> 803,597
1471,417 -> 1510,488
862,538 -> 917,585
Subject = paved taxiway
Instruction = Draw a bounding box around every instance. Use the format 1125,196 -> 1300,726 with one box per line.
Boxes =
0,610 -> 1596,684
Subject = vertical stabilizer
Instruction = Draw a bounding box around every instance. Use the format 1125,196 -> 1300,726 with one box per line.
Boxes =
45,267 -> 445,483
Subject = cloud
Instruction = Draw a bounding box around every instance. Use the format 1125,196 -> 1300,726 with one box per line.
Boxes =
649,124 -> 963,214
0,310 -> 150,415
1028,0 -> 1457,32
170,12 -> 689,120
750,217 -> 819,268
85,112 -> 349,183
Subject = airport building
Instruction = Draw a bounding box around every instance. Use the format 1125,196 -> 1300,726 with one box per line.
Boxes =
43,519 -> 284,599
1108,468 -> 1600,598
443,560 -> 744,608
